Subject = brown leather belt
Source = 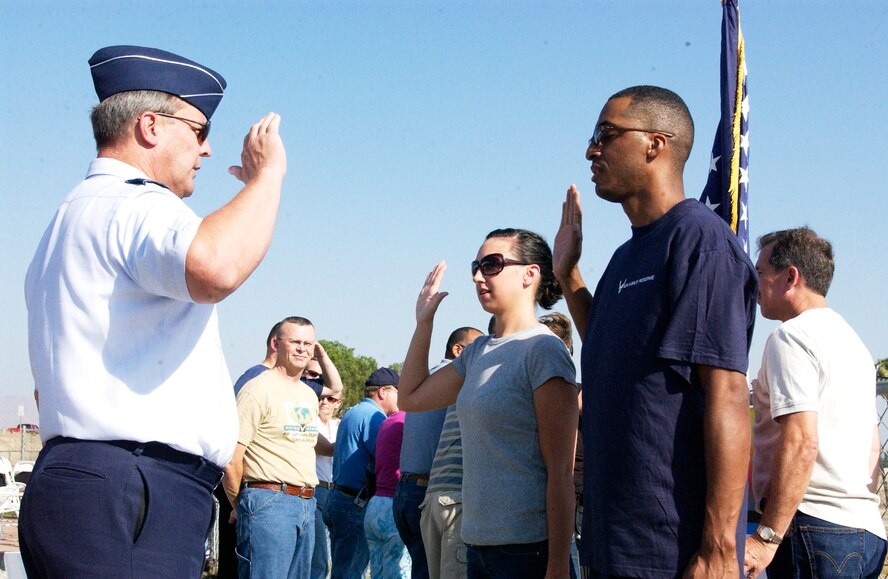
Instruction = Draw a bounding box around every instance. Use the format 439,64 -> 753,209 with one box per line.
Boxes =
243,481 -> 314,499
399,473 -> 430,486
317,481 -> 335,489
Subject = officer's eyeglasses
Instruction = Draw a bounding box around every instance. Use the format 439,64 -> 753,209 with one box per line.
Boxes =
154,112 -> 211,144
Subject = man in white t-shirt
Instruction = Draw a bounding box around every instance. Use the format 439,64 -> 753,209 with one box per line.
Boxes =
744,227 -> 887,579
21,45 -> 286,578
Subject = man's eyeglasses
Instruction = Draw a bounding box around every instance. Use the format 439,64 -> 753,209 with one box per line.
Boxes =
471,253 -> 531,277
588,124 -> 674,149
320,395 -> 340,403
304,370 -> 322,379
154,112 -> 211,144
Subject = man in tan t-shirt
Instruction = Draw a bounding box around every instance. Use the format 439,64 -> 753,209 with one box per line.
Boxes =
223,316 -> 324,578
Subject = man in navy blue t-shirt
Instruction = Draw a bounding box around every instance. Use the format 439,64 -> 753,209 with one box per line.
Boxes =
554,85 -> 757,578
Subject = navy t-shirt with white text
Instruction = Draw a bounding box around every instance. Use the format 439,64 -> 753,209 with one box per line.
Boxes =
580,199 -> 757,577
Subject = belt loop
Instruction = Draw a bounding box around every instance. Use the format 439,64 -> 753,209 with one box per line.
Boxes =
281,483 -> 287,493
133,443 -> 146,457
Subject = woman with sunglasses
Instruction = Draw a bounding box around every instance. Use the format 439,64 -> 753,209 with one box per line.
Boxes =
400,228 -> 578,579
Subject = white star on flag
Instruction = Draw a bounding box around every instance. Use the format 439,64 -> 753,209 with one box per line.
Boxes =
740,201 -> 748,223
739,166 -> 749,186
741,95 -> 750,120
710,154 -> 721,172
740,132 -> 749,155
704,198 -> 721,212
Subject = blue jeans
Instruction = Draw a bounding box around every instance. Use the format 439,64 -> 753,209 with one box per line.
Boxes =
311,486 -> 333,579
323,488 -> 369,579
19,437 -> 221,579
365,495 -> 411,578
768,512 -> 888,579
394,478 -> 430,579
236,486 -> 316,579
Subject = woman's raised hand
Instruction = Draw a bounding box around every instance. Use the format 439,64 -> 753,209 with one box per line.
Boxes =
416,261 -> 449,325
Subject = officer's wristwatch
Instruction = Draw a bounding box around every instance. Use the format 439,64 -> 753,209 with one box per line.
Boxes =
755,525 -> 783,545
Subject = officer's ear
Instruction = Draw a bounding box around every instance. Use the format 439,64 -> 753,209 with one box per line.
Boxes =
135,111 -> 163,147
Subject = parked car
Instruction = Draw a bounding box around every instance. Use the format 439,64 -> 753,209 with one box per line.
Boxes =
6,423 -> 39,433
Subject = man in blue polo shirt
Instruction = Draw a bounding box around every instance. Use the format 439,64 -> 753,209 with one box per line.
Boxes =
554,85 -> 757,578
325,367 -> 401,578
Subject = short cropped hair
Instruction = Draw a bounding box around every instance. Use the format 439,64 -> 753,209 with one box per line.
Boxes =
610,85 -> 695,167
265,321 -> 284,349
758,227 -> 835,297
445,327 -> 483,358
90,90 -> 182,150
276,316 -> 314,337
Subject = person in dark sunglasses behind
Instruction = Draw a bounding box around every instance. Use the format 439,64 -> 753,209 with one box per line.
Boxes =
399,228 -> 579,579
310,369 -> 343,579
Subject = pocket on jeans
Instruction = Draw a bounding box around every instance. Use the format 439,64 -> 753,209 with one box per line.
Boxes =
241,488 -> 282,515
235,548 -> 251,571
41,464 -> 106,481
455,545 -> 468,564
797,523 -> 865,578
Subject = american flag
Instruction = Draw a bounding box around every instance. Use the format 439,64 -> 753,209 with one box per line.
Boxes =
700,0 -> 749,253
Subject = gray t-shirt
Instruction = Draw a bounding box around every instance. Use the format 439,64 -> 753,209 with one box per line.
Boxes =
452,324 -> 576,545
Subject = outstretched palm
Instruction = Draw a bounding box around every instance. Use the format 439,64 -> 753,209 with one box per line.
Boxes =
553,185 -> 584,280
416,261 -> 449,324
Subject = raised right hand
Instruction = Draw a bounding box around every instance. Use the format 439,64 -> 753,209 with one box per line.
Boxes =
416,261 -> 449,325
553,185 -> 584,282
228,112 -> 287,184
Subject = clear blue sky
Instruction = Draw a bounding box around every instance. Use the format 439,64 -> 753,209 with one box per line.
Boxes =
2,1 -> 887,427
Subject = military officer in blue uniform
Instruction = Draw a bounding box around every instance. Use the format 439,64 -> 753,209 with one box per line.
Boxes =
21,45 -> 287,578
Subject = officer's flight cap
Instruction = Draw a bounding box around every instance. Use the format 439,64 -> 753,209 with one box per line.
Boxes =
89,45 -> 226,120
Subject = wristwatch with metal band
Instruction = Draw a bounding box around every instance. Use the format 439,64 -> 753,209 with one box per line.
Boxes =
755,525 -> 783,545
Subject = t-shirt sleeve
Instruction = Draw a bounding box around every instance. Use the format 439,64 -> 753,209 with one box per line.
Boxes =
450,337 -> 483,379
762,326 -> 821,419
235,386 -> 264,447
658,247 -> 756,379
528,334 -> 578,392
112,189 -> 202,302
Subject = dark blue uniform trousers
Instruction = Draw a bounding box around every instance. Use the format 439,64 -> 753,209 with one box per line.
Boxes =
19,436 -> 222,578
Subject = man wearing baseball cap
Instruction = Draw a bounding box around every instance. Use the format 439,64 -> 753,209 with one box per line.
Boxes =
21,45 -> 287,577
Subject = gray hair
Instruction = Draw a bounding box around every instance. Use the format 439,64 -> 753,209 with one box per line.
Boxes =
758,227 -> 835,297
90,90 -> 182,150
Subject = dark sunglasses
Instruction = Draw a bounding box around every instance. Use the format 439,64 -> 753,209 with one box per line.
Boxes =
471,253 -> 531,277
154,112 -> 211,144
320,395 -> 340,403
588,123 -> 674,149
